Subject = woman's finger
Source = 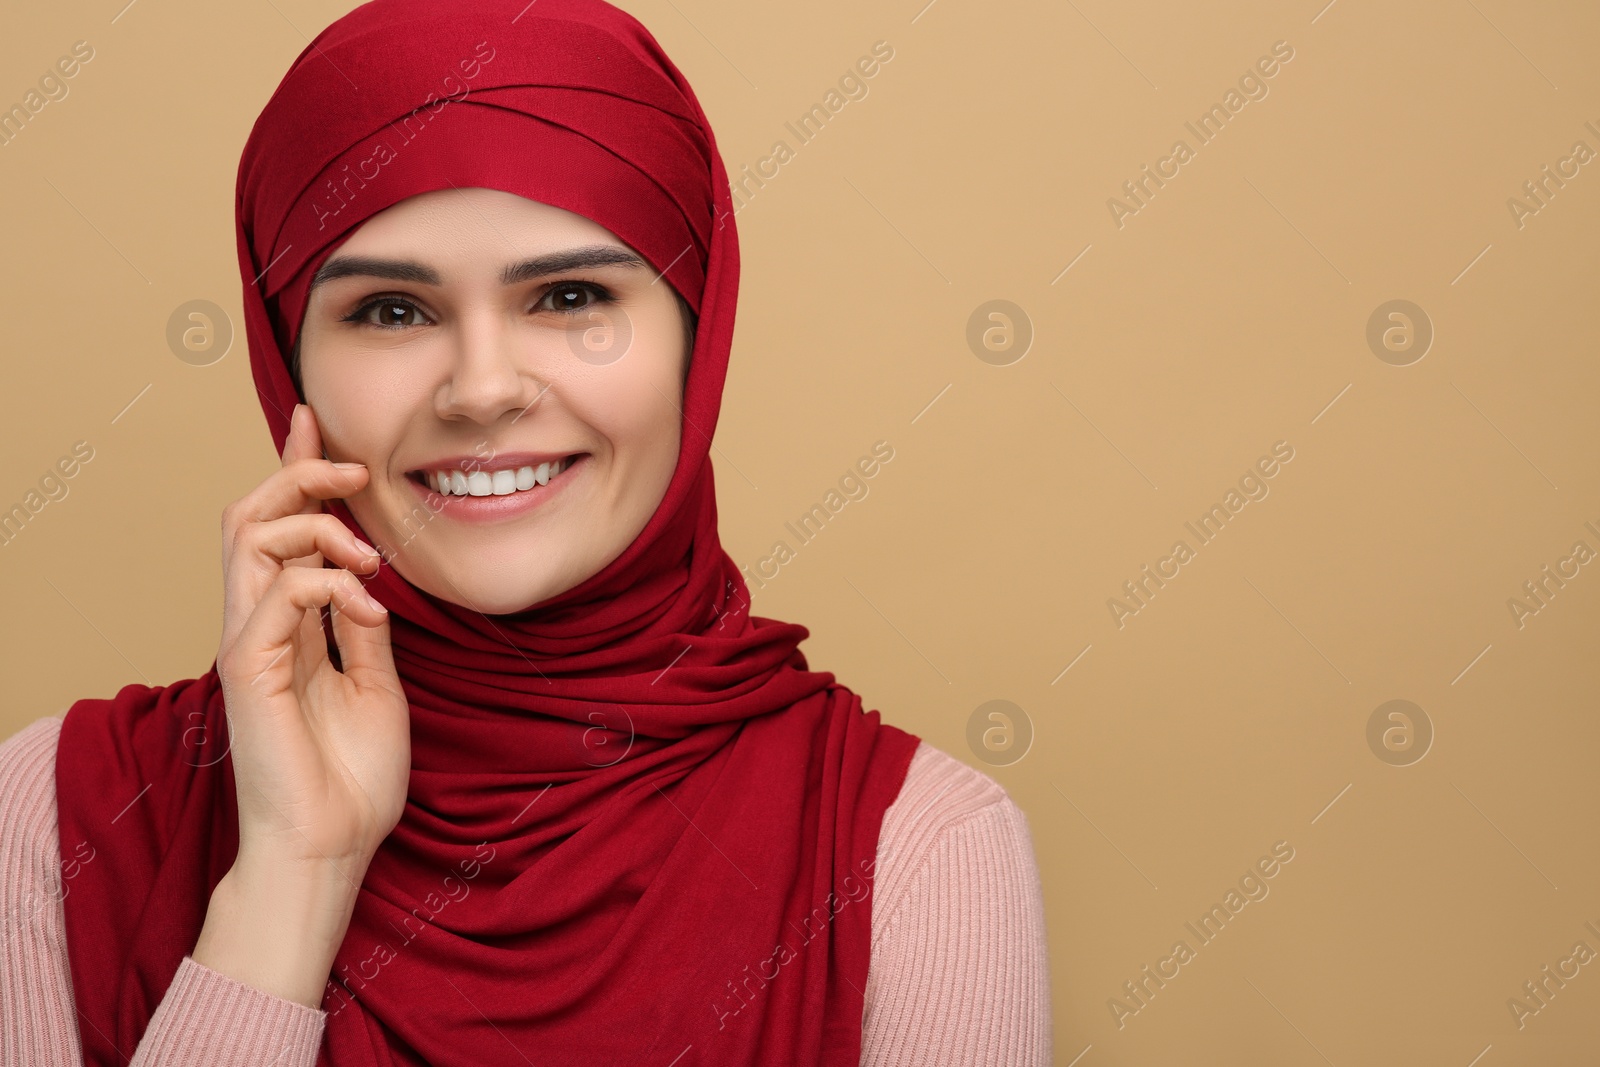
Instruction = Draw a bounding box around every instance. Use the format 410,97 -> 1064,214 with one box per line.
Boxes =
223,566 -> 388,695
284,401 -> 333,527
222,459 -> 367,563
221,404 -> 367,573
328,588 -> 398,690
222,513 -> 381,653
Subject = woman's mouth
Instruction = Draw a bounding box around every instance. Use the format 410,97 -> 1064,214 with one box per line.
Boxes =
404,453 -> 590,524
410,454 -> 585,496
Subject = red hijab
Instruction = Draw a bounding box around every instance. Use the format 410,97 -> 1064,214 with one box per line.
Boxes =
53,1 -> 921,1063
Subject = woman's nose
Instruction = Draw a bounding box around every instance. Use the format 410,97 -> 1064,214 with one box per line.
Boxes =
435,318 -> 546,425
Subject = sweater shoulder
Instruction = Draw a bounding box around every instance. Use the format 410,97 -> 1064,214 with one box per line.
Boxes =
877,740 -> 1015,863
0,715 -> 66,851
0,715 -> 85,1067
0,714 -> 68,928
872,740 -> 1033,916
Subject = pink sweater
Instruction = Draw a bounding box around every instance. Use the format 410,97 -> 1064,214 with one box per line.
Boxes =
0,716 -> 1050,1065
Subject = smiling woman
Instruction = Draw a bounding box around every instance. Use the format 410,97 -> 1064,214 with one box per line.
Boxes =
0,0 -> 1049,1064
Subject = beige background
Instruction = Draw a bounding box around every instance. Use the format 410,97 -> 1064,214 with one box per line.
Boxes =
4,0 -> 1598,1062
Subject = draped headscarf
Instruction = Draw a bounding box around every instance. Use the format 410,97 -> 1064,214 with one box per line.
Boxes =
53,1 -> 922,1063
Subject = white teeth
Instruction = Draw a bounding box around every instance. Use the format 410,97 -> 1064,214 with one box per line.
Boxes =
424,457 -> 575,496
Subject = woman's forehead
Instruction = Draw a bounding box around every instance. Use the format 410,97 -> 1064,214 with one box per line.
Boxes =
344,188 -> 620,246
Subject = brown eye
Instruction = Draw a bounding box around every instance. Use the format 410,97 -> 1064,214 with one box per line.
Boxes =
540,282 -> 611,315
369,299 -> 425,327
344,297 -> 426,329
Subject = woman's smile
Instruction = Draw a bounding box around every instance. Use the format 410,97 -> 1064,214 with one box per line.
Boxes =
402,450 -> 591,525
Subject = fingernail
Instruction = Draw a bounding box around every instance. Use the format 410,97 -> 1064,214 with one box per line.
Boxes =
365,592 -> 387,614
333,461 -> 365,469
352,536 -> 379,558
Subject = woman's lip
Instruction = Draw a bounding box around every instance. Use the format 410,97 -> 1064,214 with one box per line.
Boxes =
404,453 -> 588,524
405,452 -> 586,479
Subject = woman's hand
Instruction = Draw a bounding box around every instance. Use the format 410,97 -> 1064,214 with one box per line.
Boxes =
215,400 -> 410,869
193,402 -> 411,1007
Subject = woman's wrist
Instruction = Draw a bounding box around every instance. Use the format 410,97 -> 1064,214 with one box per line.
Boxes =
191,848 -> 370,1009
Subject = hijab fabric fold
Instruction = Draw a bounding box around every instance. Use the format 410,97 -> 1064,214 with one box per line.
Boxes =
53,1 -> 922,1063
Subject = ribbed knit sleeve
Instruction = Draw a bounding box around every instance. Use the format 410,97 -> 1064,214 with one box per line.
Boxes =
127,955 -> 326,1064
1,717 -> 81,1066
860,742 -> 1053,1066
0,716 -> 327,1066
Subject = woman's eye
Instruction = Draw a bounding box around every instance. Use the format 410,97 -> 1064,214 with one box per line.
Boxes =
342,282 -> 612,329
346,297 -> 425,329
541,282 -> 611,315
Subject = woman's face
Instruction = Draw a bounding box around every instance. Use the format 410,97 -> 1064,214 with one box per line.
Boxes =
297,187 -> 690,615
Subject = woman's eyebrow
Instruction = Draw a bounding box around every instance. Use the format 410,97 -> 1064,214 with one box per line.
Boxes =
309,245 -> 650,292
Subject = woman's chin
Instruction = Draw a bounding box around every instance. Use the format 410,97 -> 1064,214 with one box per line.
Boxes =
404,560 -> 575,616
354,498 -> 593,613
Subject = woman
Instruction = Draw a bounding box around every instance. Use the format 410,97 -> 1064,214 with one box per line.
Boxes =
0,0 -> 1050,1063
